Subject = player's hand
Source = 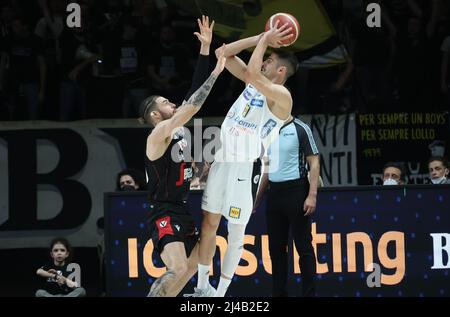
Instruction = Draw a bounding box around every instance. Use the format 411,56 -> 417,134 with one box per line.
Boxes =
264,20 -> 293,48
194,15 -> 215,47
303,195 -> 316,216
212,44 -> 226,76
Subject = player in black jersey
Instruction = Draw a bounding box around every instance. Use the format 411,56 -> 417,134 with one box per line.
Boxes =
139,16 -> 226,297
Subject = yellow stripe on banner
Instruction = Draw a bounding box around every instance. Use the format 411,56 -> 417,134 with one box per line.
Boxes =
170,0 -> 335,52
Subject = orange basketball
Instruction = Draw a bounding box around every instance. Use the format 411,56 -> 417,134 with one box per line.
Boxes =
264,13 -> 301,46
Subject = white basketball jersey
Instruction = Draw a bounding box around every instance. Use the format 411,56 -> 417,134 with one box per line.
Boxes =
215,84 -> 286,162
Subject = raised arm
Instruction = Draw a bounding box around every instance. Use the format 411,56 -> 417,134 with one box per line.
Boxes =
185,15 -> 214,101
215,33 -> 263,82
195,15 -> 214,56
244,21 -> 293,119
150,45 -> 227,142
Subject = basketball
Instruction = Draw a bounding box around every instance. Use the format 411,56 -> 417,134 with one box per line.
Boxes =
264,13 -> 301,46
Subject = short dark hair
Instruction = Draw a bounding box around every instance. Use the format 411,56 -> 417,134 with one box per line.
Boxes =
116,168 -> 147,190
272,49 -> 299,79
50,237 -> 73,261
138,95 -> 161,125
428,156 -> 449,168
383,162 -> 407,182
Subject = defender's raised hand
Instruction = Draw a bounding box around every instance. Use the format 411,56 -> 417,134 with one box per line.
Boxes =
194,15 -> 215,47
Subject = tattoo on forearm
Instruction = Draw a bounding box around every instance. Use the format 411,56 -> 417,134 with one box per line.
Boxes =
147,270 -> 176,297
186,74 -> 217,108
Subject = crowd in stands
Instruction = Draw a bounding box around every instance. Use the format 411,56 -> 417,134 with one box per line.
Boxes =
0,0 -> 449,121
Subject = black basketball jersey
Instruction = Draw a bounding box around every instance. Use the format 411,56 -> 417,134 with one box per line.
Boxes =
145,129 -> 193,206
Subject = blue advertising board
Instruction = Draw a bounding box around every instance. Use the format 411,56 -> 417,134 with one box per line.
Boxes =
105,185 -> 450,297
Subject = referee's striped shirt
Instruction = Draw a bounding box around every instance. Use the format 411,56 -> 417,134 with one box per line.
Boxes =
268,118 -> 319,182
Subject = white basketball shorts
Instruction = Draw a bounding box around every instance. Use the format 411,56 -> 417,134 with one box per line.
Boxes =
201,160 -> 262,225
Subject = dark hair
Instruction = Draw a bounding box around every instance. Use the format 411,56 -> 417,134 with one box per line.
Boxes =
138,95 -> 161,125
383,162 -> 407,182
428,156 -> 449,168
50,237 -> 73,261
272,49 -> 299,80
116,168 -> 147,190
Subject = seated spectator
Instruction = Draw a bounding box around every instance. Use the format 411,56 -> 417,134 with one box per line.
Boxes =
382,162 -> 406,185
95,167 -> 147,295
428,156 -> 450,184
36,238 -> 86,297
116,168 -> 147,191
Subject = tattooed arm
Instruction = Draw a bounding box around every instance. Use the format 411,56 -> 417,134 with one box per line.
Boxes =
149,44 -> 227,141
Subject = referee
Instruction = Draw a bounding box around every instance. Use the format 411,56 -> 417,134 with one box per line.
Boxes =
254,115 -> 320,297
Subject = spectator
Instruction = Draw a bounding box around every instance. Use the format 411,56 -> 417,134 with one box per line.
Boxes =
2,16 -> 46,119
85,0 -> 126,119
441,34 -> 450,106
382,162 -> 407,185
35,0 -> 67,57
0,3 -> 16,120
349,1 -> 396,112
35,237 -> 86,297
428,156 -> 450,184
396,15 -> 429,111
35,0 -> 68,119
119,17 -> 149,118
128,0 -> 164,41
97,167 -> 146,295
116,168 -> 147,191
0,2 -> 16,39
58,3 -> 99,121
145,24 -> 192,104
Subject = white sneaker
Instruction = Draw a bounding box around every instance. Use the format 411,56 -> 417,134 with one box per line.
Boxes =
183,284 -> 216,297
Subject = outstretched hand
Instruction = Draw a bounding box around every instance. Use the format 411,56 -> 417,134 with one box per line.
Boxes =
212,43 -> 227,76
264,20 -> 293,48
194,15 -> 215,47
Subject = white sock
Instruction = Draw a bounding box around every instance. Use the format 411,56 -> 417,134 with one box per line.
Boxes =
214,276 -> 232,297
197,263 -> 210,289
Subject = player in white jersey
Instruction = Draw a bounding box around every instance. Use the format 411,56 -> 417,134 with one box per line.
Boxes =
186,22 -> 299,297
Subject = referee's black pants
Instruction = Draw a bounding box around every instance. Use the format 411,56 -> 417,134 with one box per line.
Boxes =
266,178 -> 317,297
